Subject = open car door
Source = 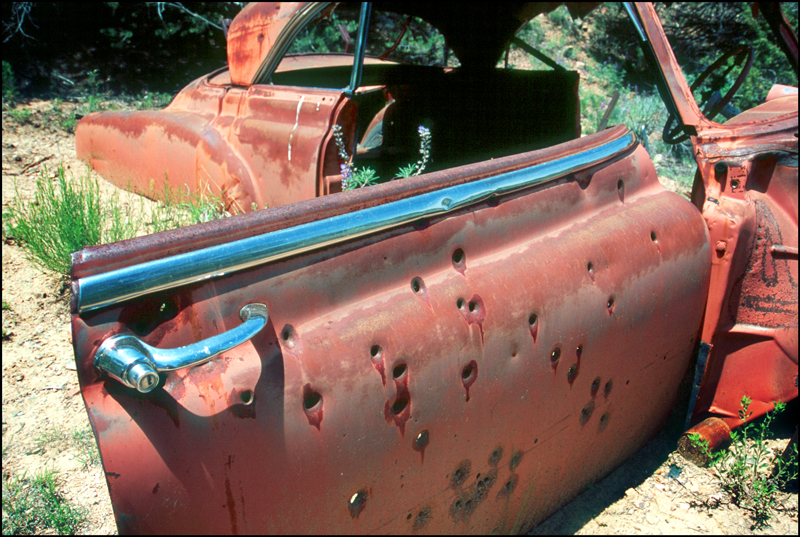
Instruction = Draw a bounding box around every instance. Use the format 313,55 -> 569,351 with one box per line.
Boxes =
71,122 -> 711,533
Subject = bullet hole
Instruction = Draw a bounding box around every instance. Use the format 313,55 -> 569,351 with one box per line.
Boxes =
461,362 -> 475,381
302,383 -> 324,429
488,446 -> 503,466
587,262 -> 594,276
407,513 -> 412,520
510,450 -> 523,471
451,459 -> 472,488
650,231 -> 658,243
599,412 -> 610,431
411,277 -> 426,295
617,179 -> 625,202
626,380 -> 630,385
412,506 -> 432,530
529,313 -> 539,343
413,429 -> 429,452
497,474 -> 519,500
604,379 -> 613,397
303,389 -> 322,411
468,300 -> 479,313
348,489 -> 368,518
370,345 -> 386,386
457,297 -> 466,311
452,248 -> 466,271
461,360 -> 478,401
591,376 -> 601,396
580,400 -> 595,424
607,297 -> 615,314
240,390 -> 254,405
281,324 -> 297,349
393,363 -> 408,380
576,344 -> 583,357
551,347 -> 561,363
392,396 -> 409,415
476,471 -> 497,493
567,364 -> 579,384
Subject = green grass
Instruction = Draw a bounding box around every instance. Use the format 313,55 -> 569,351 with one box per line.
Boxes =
135,91 -> 173,110
689,397 -> 798,529
2,469 -> 87,535
72,428 -> 101,468
4,165 -> 231,277
4,166 -> 103,275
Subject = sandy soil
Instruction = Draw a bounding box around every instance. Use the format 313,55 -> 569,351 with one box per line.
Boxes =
2,100 -> 797,535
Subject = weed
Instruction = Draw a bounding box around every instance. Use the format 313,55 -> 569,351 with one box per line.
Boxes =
2,299 -> 9,310
1,469 -> 87,534
689,396 -> 798,529
548,5 -> 572,29
4,166 -> 103,276
34,427 -> 72,453
145,180 -> 231,233
9,107 -> 32,123
83,94 -> 104,114
72,428 -> 100,468
334,124 -> 432,190
58,114 -> 78,133
3,60 -> 19,104
135,91 -> 173,110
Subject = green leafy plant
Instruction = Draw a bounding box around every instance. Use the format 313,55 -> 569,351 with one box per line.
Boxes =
9,106 -> 32,123
2,60 -> 19,104
333,124 -> 432,190
689,396 -> 798,529
135,91 -> 173,110
2,469 -> 87,535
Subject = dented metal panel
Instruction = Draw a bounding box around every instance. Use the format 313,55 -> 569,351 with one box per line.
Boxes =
72,133 -> 711,533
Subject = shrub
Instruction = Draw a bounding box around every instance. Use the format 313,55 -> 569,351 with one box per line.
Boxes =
689,396 -> 798,529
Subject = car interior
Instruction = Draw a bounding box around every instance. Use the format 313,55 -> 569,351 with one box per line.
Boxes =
269,3 -> 582,182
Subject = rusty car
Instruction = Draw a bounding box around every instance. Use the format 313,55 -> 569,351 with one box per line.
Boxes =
71,1 -> 797,534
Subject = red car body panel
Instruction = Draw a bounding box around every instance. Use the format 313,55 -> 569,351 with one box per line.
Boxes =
69,2 -> 797,534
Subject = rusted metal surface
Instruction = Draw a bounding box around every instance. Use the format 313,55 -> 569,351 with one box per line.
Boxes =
226,2 -> 306,86
677,417 -> 732,467
76,80 -> 349,213
69,2 -> 798,533
637,2 -> 798,430
71,126 -> 629,282
73,137 -> 711,533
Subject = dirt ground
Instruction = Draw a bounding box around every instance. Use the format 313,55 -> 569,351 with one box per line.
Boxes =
2,100 -> 798,535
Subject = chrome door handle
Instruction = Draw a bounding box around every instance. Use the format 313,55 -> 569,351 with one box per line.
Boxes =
94,303 -> 269,393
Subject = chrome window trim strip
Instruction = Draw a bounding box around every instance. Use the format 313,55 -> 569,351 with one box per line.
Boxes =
77,132 -> 636,313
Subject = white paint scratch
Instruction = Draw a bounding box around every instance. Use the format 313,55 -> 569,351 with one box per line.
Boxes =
288,95 -> 305,161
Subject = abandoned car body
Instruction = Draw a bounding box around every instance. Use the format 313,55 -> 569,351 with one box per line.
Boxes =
71,2 -> 797,534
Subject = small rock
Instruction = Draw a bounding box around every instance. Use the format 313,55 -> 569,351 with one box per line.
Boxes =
646,514 -> 659,525
625,487 -> 637,498
680,503 -> 690,510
